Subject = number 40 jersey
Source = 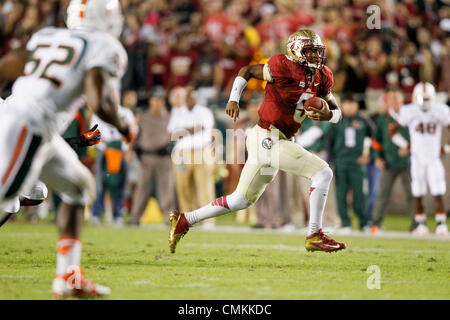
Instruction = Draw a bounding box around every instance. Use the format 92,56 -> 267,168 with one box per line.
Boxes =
396,103 -> 450,162
5,27 -> 127,136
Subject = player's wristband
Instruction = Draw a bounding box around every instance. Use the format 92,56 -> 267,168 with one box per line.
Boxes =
329,109 -> 341,123
228,76 -> 248,103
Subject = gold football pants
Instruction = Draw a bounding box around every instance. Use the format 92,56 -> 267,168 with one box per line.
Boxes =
235,125 -> 328,203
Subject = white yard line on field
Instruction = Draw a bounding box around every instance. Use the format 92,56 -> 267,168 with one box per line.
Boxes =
183,242 -> 442,254
139,224 -> 450,241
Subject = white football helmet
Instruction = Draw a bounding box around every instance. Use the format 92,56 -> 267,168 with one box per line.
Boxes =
412,81 -> 436,112
66,0 -> 124,38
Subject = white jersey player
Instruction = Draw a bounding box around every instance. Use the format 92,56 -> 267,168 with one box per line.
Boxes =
0,0 -> 131,297
0,100 -> 99,230
391,82 -> 450,237
0,98 -> 48,225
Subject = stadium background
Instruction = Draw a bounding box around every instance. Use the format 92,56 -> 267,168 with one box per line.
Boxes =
0,0 -> 449,225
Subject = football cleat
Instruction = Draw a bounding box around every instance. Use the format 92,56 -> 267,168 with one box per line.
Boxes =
411,223 -> 429,236
305,229 -> 346,252
52,270 -> 111,298
169,210 -> 190,253
435,223 -> 449,237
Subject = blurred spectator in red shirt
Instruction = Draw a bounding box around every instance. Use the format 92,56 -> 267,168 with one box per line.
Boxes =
191,42 -> 219,106
291,0 -> 315,29
397,42 -> 421,101
203,0 -> 229,47
255,3 -> 277,42
168,34 -> 199,88
271,0 -> 296,41
439,37 -> 450,97
146,42 -> 170,91
362,36 -> 388,114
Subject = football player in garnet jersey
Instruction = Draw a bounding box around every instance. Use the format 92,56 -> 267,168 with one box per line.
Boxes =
169,30 -> 346,253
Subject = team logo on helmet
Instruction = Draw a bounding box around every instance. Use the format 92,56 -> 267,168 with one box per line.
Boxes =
262,138 -> 274,149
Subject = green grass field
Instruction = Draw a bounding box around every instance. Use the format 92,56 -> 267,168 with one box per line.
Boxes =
0,216 -> 449,300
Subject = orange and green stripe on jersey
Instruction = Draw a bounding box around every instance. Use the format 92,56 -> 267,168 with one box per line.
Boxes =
2,127 -> 42,198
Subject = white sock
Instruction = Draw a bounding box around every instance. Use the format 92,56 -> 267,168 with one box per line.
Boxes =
435,212 -> 446,224
414,213 -> 426,224
185,192 -> 251,225
56,237 -> 82,276
308,167 -> 333,235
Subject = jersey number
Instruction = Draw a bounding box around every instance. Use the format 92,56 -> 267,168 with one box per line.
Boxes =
293,92 -> 314,123
26,44 -> 75,87
415,122 -> 436,134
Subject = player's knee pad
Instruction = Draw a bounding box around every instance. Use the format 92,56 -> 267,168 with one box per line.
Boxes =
311,166 -> 333,190
228,191 -> 252,211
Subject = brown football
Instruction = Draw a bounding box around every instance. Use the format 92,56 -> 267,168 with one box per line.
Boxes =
304,97 -> 325,111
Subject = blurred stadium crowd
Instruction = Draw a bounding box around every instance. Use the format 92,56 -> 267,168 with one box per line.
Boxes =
0,0 -> 449,232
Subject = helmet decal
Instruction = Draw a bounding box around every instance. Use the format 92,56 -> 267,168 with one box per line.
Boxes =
80,0 -> 88,18
66,0 -> 124,38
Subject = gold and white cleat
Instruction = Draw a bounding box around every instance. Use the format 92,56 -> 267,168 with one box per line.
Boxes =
169,210 -> 190,254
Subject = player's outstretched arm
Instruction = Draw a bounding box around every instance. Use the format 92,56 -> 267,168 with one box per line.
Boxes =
237,64 -> 266,81
84,67 -> 132,141
226,64 -> 267,122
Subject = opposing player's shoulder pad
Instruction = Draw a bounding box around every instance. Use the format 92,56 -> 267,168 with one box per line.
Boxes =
396,103 -> 415,124
436,103 -> 450,112
398,103 -> 414,115
402,103 -> 415,109
85,33 -> 128,79
434,103 -> 450,125
26,26 -> 58,50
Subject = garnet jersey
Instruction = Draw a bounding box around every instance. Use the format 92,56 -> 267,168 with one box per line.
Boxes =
258,54 -> 334,138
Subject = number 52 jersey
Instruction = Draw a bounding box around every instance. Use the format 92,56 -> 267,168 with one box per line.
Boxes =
5,27 -> 127,136
396,103 -> 450,162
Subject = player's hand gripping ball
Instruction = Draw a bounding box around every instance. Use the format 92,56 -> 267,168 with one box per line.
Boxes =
304,97 -> 325,112
304,97 -> 331,121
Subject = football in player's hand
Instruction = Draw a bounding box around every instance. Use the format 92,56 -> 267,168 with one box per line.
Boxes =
304,97 -> 326,112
